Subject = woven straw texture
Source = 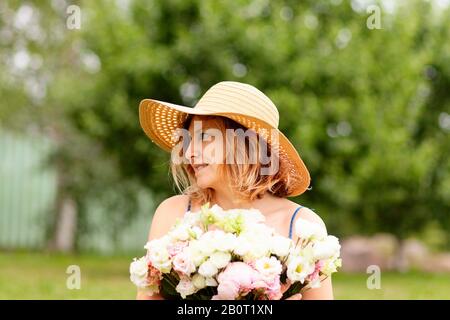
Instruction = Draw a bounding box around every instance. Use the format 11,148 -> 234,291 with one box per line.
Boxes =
139,81 -> 311,197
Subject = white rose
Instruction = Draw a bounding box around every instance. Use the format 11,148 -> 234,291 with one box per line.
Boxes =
189,226 -> 204,239
198,260 -> 219,278
205,277 -> 218,287
145,242 -> 171,273
270,235 -> 293,257
217,233 -> 238,252
254,256 -> 283,281
198,232 -> 219,256
313,235 -> 341,260
172,250 -> 196,276
308,276 -> 322,289
321,256 -> 342,275
209,251 -> 231,269
210,204 -> 225,218
144,236 -> 171,256
129,256 -> 149,288
170,224 -> 190,241
184,211 -> 201,225
242,208 -> 266,224
192,273 -> 207,289
294,218 -> 327,241
176,278 -> 196,298
251,240 -> 271,258
137,285 -> 159,297
233,235 -> 251,256
187,241 -> 208,266
243,223 -> 273,238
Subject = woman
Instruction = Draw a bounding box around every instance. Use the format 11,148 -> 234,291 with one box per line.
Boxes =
137,81 -> 333,300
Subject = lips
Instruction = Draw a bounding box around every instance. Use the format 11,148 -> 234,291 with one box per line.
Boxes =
192,164 -> 208,174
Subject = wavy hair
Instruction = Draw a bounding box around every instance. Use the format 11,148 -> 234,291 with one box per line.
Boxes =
170,115 -> 290,205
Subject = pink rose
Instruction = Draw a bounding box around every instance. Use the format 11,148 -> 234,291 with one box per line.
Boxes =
173,250 -> 196,276
167,241 -> 188,258
147,262 -> 162,286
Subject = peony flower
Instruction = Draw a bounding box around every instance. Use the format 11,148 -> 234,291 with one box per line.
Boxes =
294,218 -> 327,241
212,262 -> 263,300
212,281 -> 239,300
130,203 -> 341,300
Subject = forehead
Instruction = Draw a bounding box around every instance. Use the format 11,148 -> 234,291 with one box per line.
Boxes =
187,116 -> 219,132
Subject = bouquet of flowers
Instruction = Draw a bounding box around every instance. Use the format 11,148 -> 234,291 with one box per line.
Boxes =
130,203 -> 341,300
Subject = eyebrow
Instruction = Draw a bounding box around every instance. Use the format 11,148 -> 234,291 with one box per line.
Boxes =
191,127 -> 210,134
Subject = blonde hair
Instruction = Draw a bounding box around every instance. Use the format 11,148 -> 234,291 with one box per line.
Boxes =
170,115 -> 290,205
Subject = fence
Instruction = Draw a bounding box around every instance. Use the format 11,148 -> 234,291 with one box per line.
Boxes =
0,128 -> 152,254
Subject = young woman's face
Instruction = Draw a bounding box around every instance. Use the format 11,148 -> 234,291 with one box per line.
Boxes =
184,116 -> 226,189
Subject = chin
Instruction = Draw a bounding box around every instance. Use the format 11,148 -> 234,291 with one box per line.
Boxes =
195,166 -> 218,189
196,178 -> 215,189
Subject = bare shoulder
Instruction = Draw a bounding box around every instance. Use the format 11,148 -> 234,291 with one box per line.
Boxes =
147,194 -> 190,241
155,194 -> 190,214
298,206 -> 327,232
285,199 -> 327,233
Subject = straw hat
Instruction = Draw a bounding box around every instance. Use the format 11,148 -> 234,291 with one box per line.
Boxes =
139,81 -> 311,197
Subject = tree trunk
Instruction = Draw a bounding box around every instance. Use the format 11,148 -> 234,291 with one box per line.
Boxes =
48,193 -> 78,252
47,158 -> 78,252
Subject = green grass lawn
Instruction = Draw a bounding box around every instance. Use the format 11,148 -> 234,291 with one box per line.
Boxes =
1,251 -> 449,300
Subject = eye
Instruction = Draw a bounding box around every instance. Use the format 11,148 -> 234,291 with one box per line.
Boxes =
201,132 -> 209,140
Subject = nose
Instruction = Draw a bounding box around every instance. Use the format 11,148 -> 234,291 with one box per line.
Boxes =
184,136 -> 201,164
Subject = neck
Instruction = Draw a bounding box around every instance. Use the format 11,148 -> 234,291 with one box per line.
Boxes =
210,186 -> 277,212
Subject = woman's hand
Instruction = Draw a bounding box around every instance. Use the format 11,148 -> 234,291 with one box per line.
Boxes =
280,280 -> 302,300
285,292 -> 303,300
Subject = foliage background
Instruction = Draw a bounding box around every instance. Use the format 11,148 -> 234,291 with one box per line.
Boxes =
0,0 -> 449,253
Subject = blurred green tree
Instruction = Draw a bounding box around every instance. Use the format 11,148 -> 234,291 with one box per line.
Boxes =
1,0 -> 449,251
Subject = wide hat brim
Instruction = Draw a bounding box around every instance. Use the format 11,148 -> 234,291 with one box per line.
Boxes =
139,95 -> 311,197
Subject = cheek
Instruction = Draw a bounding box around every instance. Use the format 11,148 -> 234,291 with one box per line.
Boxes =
206,164 -> 220,179
203,141 -> 225,164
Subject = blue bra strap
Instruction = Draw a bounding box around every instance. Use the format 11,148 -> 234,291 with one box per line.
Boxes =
186,198 -> 191,212
288,206 -> 304,239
